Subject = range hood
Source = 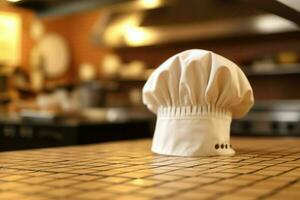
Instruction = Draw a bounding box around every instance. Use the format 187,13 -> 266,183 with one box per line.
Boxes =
91,0 -> 300,47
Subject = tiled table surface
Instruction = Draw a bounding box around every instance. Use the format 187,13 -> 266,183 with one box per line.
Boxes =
0,137 -> 300,200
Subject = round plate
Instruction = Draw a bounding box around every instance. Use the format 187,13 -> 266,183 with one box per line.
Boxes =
38,33 -> 70,78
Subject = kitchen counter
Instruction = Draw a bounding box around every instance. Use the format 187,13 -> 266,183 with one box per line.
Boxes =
0,137 -> 299,200
0,113 -> 153,151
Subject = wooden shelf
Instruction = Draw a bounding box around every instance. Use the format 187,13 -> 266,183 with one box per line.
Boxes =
243,63 -> 300,76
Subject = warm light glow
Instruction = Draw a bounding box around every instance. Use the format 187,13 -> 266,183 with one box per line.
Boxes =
132,179 -> 145,185
254,15 -> 298,33
138,0 -> 163,9
0,12 -> 21,65
124,27 -> 156,46
103,13 -> 158,47
104,14 -> 141,46
7,0 -> 22,2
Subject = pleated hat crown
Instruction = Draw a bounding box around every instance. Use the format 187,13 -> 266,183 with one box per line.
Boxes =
143,49 -> 254,157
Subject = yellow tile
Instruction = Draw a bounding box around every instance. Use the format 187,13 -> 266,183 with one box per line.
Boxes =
105,185 -> 140,193
202,172 -> 236,178
267,191 -> 300,200
254,170 -> 284,176
0,138 -> 300,199
217,178 -> 253,186
237,174 -> 266,181
72,181 -> 110,190
199,184 -> 236,193
215,194 -> 258,200
113,194 -> 151,200
234,187 -> 272,196
27,172 -> 53,177
252,180 -> 287,189
45,179 -> 78,187
69,169 -> 98,174
74,191 -> 115,200
148,174 -> 183,181
127,178 -> 161,187
150,166 -> 181,173
19,177 -> 53,184
0,175 -> 27,181
0,192 -> 25,200
276,190 -> 300,199
181,176 -> 218,184
19,195 -> 50,200
13,185 -> 51,194
173,190 -> 216,200
44,188 -> 79,197
161,181 -> 198,190
167,169 -> 203,177
92,170 -> 123,176
72,175 -> 99,181
118,172 -> 150,179
222,168 -> 257,174
0,182 -> 28,190
171,160 -> 209,167
101,177 -> 130,184
136,187 -> 177,197
47,173 -> 76,179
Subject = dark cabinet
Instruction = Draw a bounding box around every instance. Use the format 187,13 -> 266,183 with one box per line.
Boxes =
0,119 -> 153,151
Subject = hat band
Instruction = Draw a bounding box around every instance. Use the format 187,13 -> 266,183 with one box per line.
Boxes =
157,106 -> 231,120
152,116 -> 235,157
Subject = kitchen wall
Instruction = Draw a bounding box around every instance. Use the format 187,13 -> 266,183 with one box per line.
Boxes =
2,6 -> 300,100
42,9 -> 111,84
115,32 -> 300,100
116,33 -> 300,68
42,9 -> 300,71
42,8 -> 300,100
0,5 -> 34,73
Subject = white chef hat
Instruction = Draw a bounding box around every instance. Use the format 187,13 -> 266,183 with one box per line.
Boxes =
143,49 -> 254,157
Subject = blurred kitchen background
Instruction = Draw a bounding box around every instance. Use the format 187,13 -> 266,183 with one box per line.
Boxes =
0,0 -> 300,151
